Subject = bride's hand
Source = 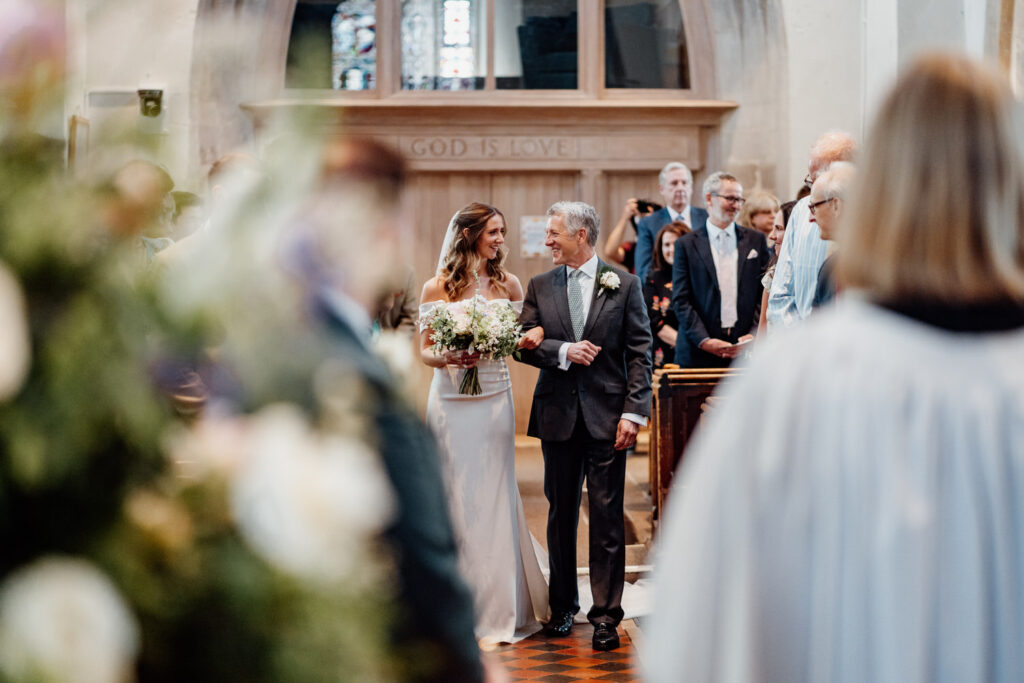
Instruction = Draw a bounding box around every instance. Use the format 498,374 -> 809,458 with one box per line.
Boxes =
443,349 -> 481,368
517,327 -> 544,350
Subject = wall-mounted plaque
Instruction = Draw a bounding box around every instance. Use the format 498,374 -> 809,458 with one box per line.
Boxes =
520,215 -> 548,258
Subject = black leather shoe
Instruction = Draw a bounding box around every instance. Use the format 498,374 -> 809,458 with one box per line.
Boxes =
592,623 -> 620,651
544,611 -> 574,637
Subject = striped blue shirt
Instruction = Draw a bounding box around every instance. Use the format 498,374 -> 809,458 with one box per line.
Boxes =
767,196 -> 829,329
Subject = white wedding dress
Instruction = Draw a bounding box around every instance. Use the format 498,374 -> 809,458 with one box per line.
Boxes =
421,299 -> 549,646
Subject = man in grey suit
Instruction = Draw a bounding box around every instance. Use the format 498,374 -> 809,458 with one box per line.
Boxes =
518,201 -> 652,652
635,161 -> 709,283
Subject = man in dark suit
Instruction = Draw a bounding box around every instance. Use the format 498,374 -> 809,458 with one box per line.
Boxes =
289,137 -> 487,682
672,172 -> 772,367
635,161 -> 709,283
518,201 -> 652,652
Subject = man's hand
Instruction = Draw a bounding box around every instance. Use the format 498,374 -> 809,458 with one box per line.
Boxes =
566,341 -> 601,366
699,338 -> 733,358
517,327 -> 544,350
613,419 -> 640,451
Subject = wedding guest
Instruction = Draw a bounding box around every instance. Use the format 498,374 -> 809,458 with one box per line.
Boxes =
647,52 -> 1024,683
757,209 -> 786,334
375,264 -> 418,334
736,191 -> 780,238
603,197 -> 658,273
170,190 -> 204,240
635,162 -> 708,283
283,137 -> 491,682
643,221 -> 689,368
767,131 -> 856,329
809,161 -> 855,309
672,172 -> 771,367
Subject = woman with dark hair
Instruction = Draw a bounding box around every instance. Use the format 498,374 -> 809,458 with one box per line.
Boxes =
643,220 -> 689,368
419,202 -> 548,647
647,53 -> 1024,682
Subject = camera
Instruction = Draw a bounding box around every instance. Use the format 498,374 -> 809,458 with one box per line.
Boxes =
635,199 -> 663,215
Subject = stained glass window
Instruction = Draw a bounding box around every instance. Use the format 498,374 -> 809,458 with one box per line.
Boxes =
286,0 -> 377,90
332,0 -> 377,90
401,0 -> 485,91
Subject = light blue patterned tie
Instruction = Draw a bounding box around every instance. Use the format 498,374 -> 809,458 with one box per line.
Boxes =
567,268 -> 585,341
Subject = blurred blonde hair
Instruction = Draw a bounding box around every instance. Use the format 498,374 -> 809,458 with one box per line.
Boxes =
737,190 -> 780,231
838,53 -> 1024,302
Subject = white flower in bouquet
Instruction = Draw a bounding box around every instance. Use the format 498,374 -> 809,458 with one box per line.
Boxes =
164,410 -> 250,480
231,404 -> 396,583
0,262 -> 30,401
0,557 -> 140,683
422,296 -> 522,394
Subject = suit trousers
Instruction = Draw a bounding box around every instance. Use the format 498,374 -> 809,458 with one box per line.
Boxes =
542,411 -> 626,626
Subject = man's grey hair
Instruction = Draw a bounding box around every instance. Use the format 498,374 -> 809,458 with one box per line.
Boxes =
658,161 -> 693,188
548,201 -> 600,247
702,171 -> 740,198
814,161 -> 856,199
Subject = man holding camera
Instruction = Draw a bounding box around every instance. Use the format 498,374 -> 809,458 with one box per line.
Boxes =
635,162 -> 708,284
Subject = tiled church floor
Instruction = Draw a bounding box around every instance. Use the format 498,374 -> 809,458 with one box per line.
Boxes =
491,623 -> 642,682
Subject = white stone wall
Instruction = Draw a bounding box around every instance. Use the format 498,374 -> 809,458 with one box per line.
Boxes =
67,0 -> 200,186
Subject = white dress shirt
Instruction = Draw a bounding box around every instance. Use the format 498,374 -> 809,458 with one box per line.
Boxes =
557,254 -> 645,428
706,221 -> 739,329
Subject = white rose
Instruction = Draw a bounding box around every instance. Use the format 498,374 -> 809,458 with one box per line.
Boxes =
231,404 -> 395,582
600,271 -> 621,290
0,557 -> 139,683
164,410 -> 250,480
0,262 -> 30,401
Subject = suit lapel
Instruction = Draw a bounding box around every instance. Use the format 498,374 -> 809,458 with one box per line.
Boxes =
734,226 -> 756,285
582,259 -> 610,339
694,228 -> 720,292
550,266 -> 574,341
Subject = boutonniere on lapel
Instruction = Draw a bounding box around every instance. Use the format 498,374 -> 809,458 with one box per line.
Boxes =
597,267 -> 620,297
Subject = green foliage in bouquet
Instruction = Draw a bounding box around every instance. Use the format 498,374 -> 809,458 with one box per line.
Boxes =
0,9 -> 403,680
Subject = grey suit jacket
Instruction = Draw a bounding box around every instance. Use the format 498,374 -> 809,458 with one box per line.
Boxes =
518,260 -> 652,442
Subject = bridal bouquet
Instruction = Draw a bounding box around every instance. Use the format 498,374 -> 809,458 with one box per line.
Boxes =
422,295 -> 522,395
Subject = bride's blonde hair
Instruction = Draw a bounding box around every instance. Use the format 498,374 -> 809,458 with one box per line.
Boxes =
439,202 -> 511,301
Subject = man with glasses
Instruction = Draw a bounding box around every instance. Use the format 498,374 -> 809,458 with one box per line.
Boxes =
672,172 -> 772,367
635,162 -> 709,284
810,162 -> 855,309
767,131 -> 856,329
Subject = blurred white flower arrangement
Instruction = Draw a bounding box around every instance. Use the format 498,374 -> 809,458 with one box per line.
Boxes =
0,557 -> 140,683
0,262 -> 29,401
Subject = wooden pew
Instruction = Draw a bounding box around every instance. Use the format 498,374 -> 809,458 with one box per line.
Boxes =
649,367 -> 740,523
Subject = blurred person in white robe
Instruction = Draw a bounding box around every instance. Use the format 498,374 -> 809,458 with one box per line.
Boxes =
646,52 -> 1024,683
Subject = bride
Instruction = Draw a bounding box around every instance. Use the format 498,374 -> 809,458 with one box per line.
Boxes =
419,202 -> 549,646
